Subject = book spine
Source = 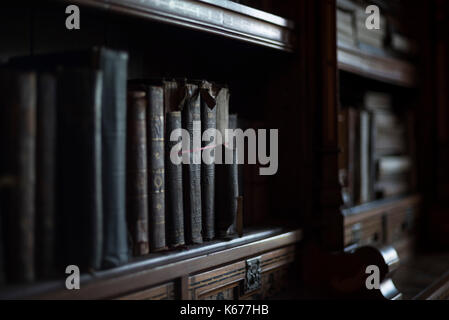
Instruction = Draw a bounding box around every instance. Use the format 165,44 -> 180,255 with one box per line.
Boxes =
35,73 -> 57,279
182,84 -> 203,244
147,86 -> 167,251
99,49 -> 129,268
201,86 -> 216,241
216,114 -> 239,238
58,69 -> 103,271
0,71 -> 36,283
166,111 -> 185,247
126,91 -> 149,256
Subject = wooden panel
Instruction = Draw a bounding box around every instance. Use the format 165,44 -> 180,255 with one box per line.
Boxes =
63,0 -> 296,51
117,282 -> 175,300
188,261 -> 245,299
188,245 -> 296,300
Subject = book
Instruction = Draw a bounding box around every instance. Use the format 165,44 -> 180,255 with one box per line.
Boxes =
338,109 -> 351,205
364,91 -> 392,111
0,69 -> 36,283
164,80 -> 185,248
360,110 -> 372,203
348,107 -> 360,205
166,111 -> 185,248
391,32 -> 417,55
216,112 -> 239,238
200,81 -> 217,241
375,175 -> 409,198
146,85 -> 167,252
182,82 -> 202,244
337,9 -> 356,47
96,49 -> 129,268
35,73 -> 57,278
126,90 -> 149,256
57,68 -> 103,271
377,156 -> 412,178
355,8 -> 386,49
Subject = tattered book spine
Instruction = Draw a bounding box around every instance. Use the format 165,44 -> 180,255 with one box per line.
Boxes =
147,86 -> 167,252
35,73 -> 57,279
0,70 -> 36,283
182,84 -> 203,244
126,91 -> 149,256
200,83 -> 217,241
166,112 -> 185,247
215,89 -> 238,238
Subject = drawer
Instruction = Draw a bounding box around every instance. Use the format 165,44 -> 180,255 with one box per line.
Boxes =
188,245 -> 296,300
117,282 -> 175,300
385,205 -> 417,243
344,215 -> 383,246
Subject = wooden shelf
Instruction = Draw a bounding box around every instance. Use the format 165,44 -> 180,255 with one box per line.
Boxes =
0,227 -> 302,299
64,0 -> 297,52
337,43 -> 417,87
342,194 -> 421,222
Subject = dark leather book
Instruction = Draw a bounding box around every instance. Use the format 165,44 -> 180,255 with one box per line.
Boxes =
0,70 -> 36,283
35,73 -> 57,279
182,83 -> 203,244
126,91 -> 149,256
166,111 -> 185,248
216,109 -> 239,239
10,48 -> 129,268
147,86 -> 167,252
96,49 -> 129,268
57,69 -> 103,271
200,82 -> 217,241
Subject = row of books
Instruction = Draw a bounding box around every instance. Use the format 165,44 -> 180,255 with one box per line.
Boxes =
337,0 -> 416,56
338,91 -> 412,206
0,47 -> 241,285
126,79 -> 240,257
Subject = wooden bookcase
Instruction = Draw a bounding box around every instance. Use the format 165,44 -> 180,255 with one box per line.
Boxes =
2,0 -> 448,300
0,0 -> 311,299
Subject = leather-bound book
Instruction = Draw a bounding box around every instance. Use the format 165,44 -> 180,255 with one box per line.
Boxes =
0,70 -> 36,283
58,69 -> 103,271
126,91 -> 149,256
166,111 -> 185,248
182,82 -> 202,244
35,73 -> 57,279
147,86 -> 167,252
215,89 -> 239,241
219,113 -> 239,238
200,82 -> 217,241
96,49 -> 129,268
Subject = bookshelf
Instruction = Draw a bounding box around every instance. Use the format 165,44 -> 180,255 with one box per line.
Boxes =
0,0 -> 308,300
2,0 -> 447,301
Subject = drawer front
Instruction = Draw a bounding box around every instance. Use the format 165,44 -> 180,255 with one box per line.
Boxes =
344,215 -> 383,247
117,282 -> 175,300
188,245 -> 296,300
385,206 -> 417,243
